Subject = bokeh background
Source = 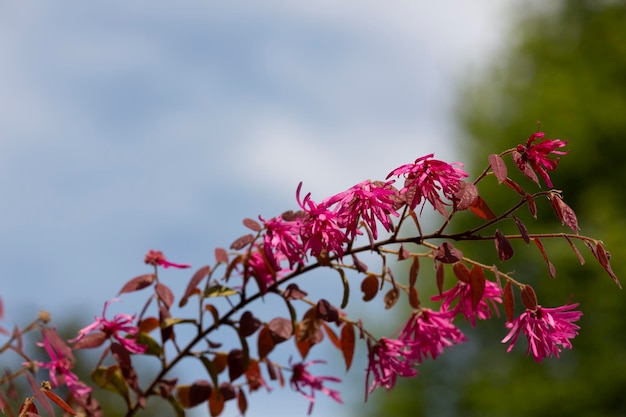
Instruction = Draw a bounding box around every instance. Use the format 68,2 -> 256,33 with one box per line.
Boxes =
3,1 -> 624,416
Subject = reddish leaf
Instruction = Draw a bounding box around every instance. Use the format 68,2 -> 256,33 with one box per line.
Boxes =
209,388 -> 225,417
494,229 -> 514,261
72,331 -> 107,349
533,238 -> 556,278
283,283 -> 308,300
118,274 -> 155,295
205,304 -> 219,325
352,254 -> 368,273
503,178 -> 525,195
409,256 -> 420,288
489,153 -> 508,184
245,360 -> 265,392
340,324 -> 355,371
219,383 -> 236,401
468,196 -> 497,220
469,266 -> 486,310
398,244 -> 411,260
322,322 -> 341,350
360,275 -> 379,302
595,242 -> 621,288
512,214 -> 530,244
227,349 -> 246,382
138,317 -> 160,334
237,389 -> 248,416
18,399 -> 38,417
384,287 -> 400,310
436,261 -> 445,295
215,248 -> 229,264
512,150 -> 540,185
44,389 -> 77,415
521,285 -> 538,311
526,194 -> 537,219
230,234 -> 255,250
268,317 -> 293,344
243,218 -> 262,232
295,325 -> 314,359
452,181 -> 478,210
180,265 -> 211,307
316,299 -> 339,322
565,236 -> 585,265
408,287 -> 420,309
155,282 -> 175,309
452,262 -> 470,283
549,193 -> 579,232
159,305 -> 174,342
213,353 -> 228,374
435,242 -> 463,264
239,311 -> 261,337
503,282 -> 515,322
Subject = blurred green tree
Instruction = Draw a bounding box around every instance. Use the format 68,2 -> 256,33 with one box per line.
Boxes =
368,1 -> 626,416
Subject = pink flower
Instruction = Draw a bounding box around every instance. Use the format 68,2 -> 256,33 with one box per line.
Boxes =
324,180 -> 399,240
36,327 -> 92,399
297,183 -> 348,258
246,247 -> 288,293
260,215 -> 305,269
387,154 -> 468,215
289,359 -> 343,415
144,250 -> 191,269
70,299 -> 147,354
365,337 -> 420,397
515,131 -> 568,188
399,309 -> 467,363
431,279 -> 502,326
501,303 -> 582,363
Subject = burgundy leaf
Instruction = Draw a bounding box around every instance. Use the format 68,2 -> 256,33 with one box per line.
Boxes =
283,283 -> 308,300
503,178 -> 526,195
452,262 -> 470,283
316,299 -> 339,322
352,254 -> 368,273
503,282 -> 515,322
409,256 -> 420,288
72,332 -> 107,349
408,287 -> 420,309
565,236 -> 585,265
189,380 -> 212,407
548,192 -> 579,232
512,214 -> 530,244
268,317 -> 292,344
595,242 -> 621,288
512,150 -> 539,185
180,265 -> 211,307
230,234 -> 255,250
215,248 -> 229,264
398,244 -> 411,260
533,238 -> 556,278
521,285 -> 538,311
239,311 -> 261,337
227,349 -> 246,382
452,181 -> 478,210
489,153 -> 508,184
219,383 -> 237,401
155,282 -> 175,309
526,194 -> 537,219
469,266 -> 486,310
384,287 -> 400,310
361,275 -> 379,302
118,274 -> 155,295
242,218 -> 262,232
494,229 -> 514,261
468,196 -> 497,220
435,242 -> 463,264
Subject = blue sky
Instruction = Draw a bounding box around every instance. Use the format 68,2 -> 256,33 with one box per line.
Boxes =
0,2 -> 516,416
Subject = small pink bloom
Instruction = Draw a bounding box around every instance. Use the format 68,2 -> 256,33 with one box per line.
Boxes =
431,280 -> 502,326
297,183 -> 348,258
260,215 -> 305,269
290,359 -> 343,415
515,131 -> 568,188
365,337 -> 420,397
387,154 -> 468,216
144,250 -> 191,269
501,303 -> 582,363
70,299 -> 146,354
324,180 -> 399,240
36,327 -> 92,399
399,309 -> 467,363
